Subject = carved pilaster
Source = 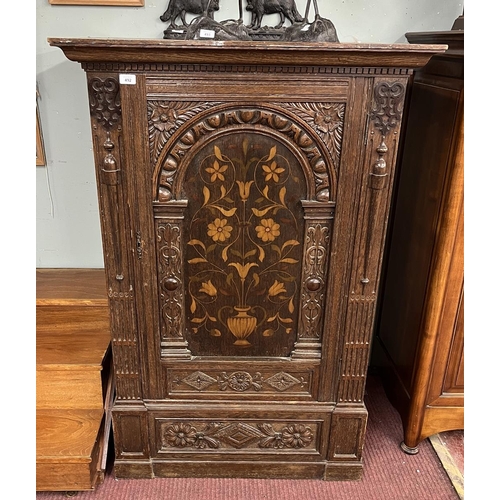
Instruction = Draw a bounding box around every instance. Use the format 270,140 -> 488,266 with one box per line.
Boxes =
87,74 -> 142,400
154,202 -> 192,359
292,201 -> 335,359
337,79 -> 406,402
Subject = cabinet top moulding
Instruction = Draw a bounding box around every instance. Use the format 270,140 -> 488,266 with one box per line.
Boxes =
47,38 -> 447,68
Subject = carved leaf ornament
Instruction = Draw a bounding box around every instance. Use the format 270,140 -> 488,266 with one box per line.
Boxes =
161,421 -> 314,450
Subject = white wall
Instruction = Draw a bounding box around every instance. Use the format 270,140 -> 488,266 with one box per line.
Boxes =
35,0 -> 463,268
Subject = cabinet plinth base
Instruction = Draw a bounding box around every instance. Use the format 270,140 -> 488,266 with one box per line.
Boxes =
113,459 -> 364,481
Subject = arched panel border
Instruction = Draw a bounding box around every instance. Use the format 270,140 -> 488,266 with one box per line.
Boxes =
151,103 -> 340,203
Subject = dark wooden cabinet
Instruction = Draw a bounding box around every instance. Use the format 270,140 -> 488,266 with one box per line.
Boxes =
373,30 -> 464,453
49,38 -> 444,480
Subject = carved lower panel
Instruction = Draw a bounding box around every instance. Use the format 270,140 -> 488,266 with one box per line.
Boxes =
328,407 -> 367,460
167,368 -> 313,397
113,408 -> 150,460
155,419 -> 321,454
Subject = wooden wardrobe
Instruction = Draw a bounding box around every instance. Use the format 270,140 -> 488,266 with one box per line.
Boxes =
49,38 -> 445,479
374,29 -> 464,453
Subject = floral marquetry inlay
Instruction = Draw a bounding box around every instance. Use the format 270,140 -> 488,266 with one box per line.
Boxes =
183,134 -> 307,357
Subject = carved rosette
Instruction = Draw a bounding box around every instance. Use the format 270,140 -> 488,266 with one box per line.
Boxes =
153,105 -> 337,203
160,421 -> 315,451
148,100 -> 222,166
279,102 -> 345,176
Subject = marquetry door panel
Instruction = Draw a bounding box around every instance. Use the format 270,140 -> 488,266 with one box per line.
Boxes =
147,98 -> 342,406
151,101 -> 341,361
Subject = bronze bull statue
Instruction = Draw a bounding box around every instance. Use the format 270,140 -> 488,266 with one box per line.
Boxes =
160,0 -> 220,28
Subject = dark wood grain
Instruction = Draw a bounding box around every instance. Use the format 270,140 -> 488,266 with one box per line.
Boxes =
50,38 -> 445,480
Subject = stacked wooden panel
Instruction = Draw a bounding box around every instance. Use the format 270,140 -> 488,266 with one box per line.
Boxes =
36,269 -> 113,492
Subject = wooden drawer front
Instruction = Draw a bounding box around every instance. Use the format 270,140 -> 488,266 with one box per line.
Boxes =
165,364 -> 318,400
151,411 -> 330,459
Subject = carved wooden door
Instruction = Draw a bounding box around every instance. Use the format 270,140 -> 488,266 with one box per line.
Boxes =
150,102 -> 339,362
125,72 -> 396,479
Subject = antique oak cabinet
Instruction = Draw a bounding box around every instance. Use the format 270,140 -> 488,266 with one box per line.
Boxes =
48,38 -> 445,480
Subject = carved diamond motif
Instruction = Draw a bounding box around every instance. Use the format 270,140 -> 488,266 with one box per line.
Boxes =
214,423 -> 263,449
182,371 -> 217,391
265,372 -> 301,392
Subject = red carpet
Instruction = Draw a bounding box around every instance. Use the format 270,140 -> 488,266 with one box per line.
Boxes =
36,374 -> 458,499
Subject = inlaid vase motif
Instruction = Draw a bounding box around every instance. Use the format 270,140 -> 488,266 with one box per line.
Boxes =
183,133 -> 305,355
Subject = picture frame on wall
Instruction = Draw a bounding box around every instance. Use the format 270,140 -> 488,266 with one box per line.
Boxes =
36,100 -> 46,167
49,0 -> 144,6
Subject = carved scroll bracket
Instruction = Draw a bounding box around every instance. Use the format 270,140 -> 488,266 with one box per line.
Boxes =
367,81 -> 405,193
292,201 -> 335,360
358,80 -> 406,293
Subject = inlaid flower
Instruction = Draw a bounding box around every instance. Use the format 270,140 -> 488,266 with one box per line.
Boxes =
164,423 -> 197,448
314,105 -> 340,133
207,218 -> 233,242
205,160 -> 228,182
236,180 -> 254,201
199,280 -> 217,297
268,280 -> 286,297
255,218 -> 280,242
228,262 -> 258,279
262,161 -> 285,182
151,105 -> 178,132
281,424 -> 313,448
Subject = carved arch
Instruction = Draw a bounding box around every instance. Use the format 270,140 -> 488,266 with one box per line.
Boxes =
151,103 -> 340,203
